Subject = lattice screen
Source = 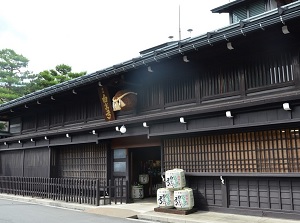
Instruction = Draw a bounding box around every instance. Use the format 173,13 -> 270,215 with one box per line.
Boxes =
57,143 -> 107,181
164,129 -> 300,173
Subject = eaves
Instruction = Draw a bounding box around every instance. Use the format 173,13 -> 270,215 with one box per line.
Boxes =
0,1 -> 300,112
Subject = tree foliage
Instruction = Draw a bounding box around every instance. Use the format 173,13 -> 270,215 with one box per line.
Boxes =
0,48 -> 30,103
27,64 -> 86,92
0,48 -> 87,102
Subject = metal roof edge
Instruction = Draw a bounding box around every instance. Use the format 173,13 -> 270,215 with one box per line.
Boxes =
211,0 -> 246,13
0,1 -> 300,112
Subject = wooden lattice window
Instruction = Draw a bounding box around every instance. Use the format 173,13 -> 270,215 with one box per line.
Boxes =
37,112 -> 49,128
245,51 -> 294,89
201,66 -> 240,98
22,115 -> 36,131
50,107 -> 63,126
57,143 -> 107,181
164,77 -> 195,105
138,84 -> 161,110
164,129 -> 300,173
86,99 -> 101,120
65,102 -> 85,123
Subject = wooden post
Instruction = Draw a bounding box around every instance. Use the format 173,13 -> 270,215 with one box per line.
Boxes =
221,177 -> 228,208
96,179 -> 99,206
14,176 -> 16,195
125,180 -> 129,204
79,179 -> 82,204
65,179 -> 69,203
239,71 -> 246,98
293,51 -> 300,89
53,178 -> 55,200
120,178 -> 123,204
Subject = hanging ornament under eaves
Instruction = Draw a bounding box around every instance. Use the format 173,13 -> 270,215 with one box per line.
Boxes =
112,90 -> 137,111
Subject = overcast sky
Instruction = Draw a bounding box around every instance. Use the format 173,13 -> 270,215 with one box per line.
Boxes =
0,0 -> 229,74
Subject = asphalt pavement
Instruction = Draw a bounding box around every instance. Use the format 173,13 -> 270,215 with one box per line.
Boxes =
0,198 -> 141,223
1,193 -> 300,223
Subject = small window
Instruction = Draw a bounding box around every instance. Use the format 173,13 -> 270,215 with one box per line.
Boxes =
37,112 -> 49,128
231,7 -> 247,23
22,115 -> 35,131
164,76 -> 195,105
113,162 -> 126,172
113,149 -> 127,174
0,120 -> 9,132
9,117 -> 21,134
114,149 -> 126,159
50,108 -> 63,126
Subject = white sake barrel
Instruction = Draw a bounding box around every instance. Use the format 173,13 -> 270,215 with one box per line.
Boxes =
157,188 -> 174,208
132,185 -> 144,199
139,174 -> 149,184
165,169 -> 186,190
174,187 -> 194,210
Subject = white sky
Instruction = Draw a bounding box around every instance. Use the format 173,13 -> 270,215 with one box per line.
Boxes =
0,0 -> 229,74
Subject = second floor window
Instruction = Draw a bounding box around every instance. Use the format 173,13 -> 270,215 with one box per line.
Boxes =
201,65 -> 240,98
245,51 -> 294,89
164,76 -> 195,105
37,112 -> 49,128
138,83 -> 161,110
22,115 -> 35,131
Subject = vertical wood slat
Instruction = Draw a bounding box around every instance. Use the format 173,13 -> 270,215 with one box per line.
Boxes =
280,130 -> 286,173
290,179 -> 294,211
293,130 -> 299,172
235,133 -> 240,172
0,176 -> 128,206
57,143 -> 107,181
163,128 -> 300,174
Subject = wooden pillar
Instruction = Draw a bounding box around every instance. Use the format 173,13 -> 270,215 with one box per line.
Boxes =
239,71 -> 246,98
293,51 -> 300,89
195,74 -> 201,104
22,150 -> 25,177
221,176 -> 228,208
48,146 -> 51,178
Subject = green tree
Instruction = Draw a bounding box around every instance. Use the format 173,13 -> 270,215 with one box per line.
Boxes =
27,64 -> 86,92
0,48 -> 30,103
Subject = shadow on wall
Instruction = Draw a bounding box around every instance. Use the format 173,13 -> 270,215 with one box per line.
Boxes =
193,191 -> 209,211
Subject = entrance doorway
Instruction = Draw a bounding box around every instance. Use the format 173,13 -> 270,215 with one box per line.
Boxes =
130,147 -> 162,198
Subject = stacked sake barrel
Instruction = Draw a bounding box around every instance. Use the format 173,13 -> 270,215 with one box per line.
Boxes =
132,174 -> 149,199
157,168 -> 194,210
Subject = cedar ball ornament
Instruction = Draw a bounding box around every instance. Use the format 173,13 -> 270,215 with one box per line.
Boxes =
112,90 -> 137,111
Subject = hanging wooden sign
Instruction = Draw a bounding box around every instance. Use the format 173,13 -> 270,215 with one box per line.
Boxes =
112,89 -> 137,111
98,86 -> 115,121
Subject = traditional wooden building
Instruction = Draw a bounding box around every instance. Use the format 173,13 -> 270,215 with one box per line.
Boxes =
1,0 -> 300,219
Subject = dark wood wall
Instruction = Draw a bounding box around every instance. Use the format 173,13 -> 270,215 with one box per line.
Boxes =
0,147 -> 50,177
23,147 -> 50,177
111,136 -> 161,149
189,176 -> 300,218
21,87 -> 102,134
0,150 -> 23,176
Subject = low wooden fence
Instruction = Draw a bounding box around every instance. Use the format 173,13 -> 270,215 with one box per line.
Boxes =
0,176 -> 129,206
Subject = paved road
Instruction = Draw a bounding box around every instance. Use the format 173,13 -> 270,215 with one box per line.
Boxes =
0,199 -> 144,223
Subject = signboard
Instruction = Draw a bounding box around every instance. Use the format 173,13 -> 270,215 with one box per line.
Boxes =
98,86 -> 115,121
